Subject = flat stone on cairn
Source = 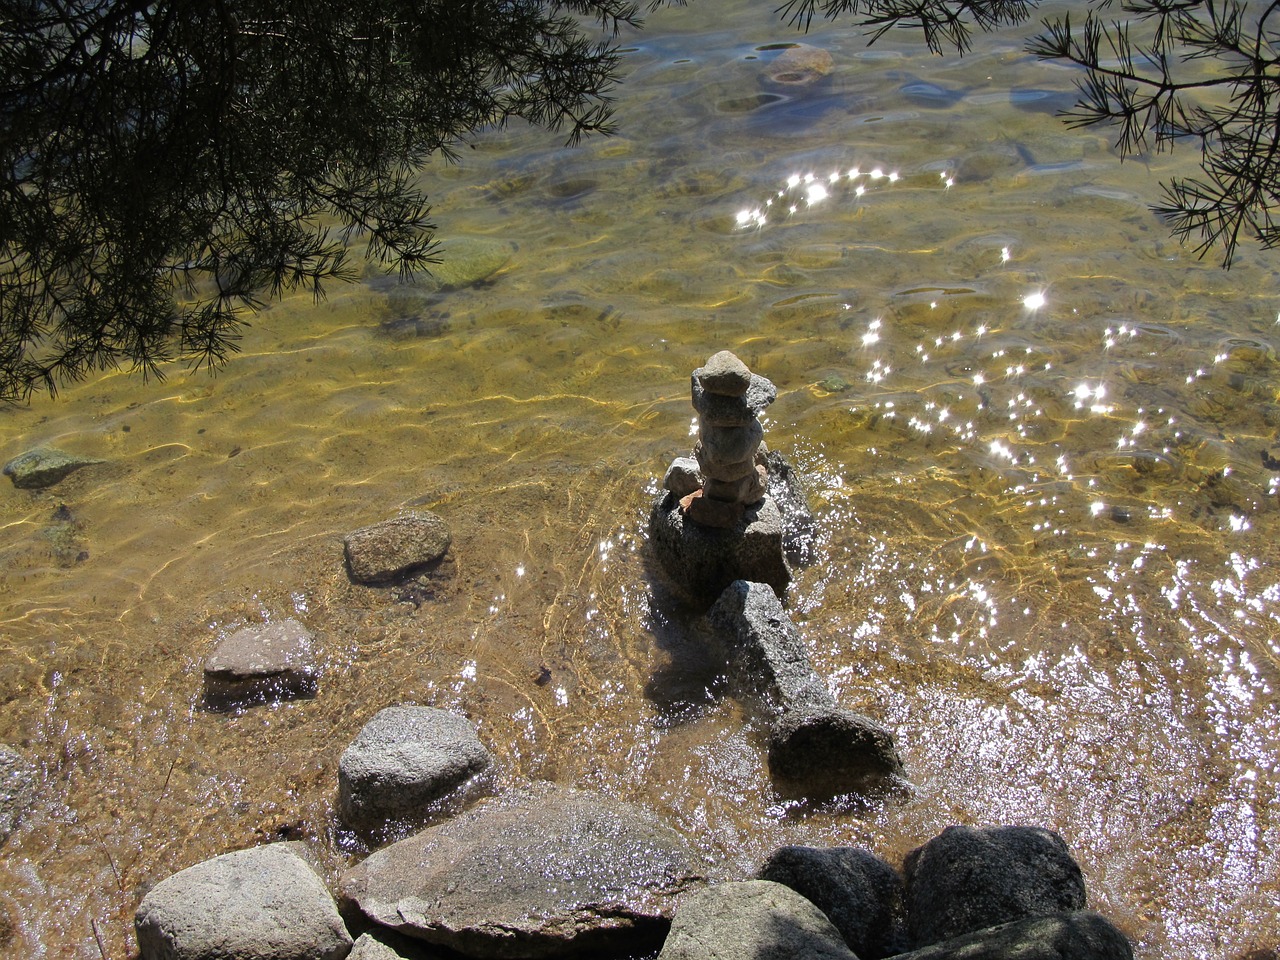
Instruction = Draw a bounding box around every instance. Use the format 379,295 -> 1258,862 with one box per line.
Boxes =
650,351 -> 790,604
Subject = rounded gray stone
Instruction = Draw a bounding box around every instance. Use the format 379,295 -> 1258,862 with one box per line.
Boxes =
338,706 -> 493,838
904,825 -> 1088,948
344,511 -> 451,584
768,708 -> 905,799
887,911 -> 1132,960
692,351 -> 752,397
657,880 -> 856,960
698,420 -> 763,466
134,842 -> 352,960
663,457 -> 702,498
339,784 -> 706,958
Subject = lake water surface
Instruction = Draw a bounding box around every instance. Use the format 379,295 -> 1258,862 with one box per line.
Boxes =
1,2 -> 1277,957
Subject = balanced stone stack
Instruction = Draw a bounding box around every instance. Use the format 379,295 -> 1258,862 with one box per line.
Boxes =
650,351 -> 790,605
681,351 -> 775,528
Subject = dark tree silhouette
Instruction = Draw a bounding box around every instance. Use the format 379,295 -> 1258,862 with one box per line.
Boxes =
782,0 -> 1280,267
0,0 -> 639,400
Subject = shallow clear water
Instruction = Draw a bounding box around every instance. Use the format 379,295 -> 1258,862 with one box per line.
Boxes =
1,2 -> 1278,957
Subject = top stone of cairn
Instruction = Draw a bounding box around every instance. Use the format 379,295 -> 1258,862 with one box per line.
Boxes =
694,351 -> 752,397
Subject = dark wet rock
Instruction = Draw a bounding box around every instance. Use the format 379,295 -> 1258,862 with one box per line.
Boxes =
708,580 -> 834,717
203,619 -> 320,710
768,708 -> 904,799
339,783 -> 706,959
887,911 -> 1133,960
134,842 -> 352,960
904,825 -> 1087,948
765,451 -> 816,565
344,512 -> 451,584
338,706 -> 494,840
3,447 -> 103,489
709,581 -> 904,796
650,495 -> 789,603
0,744 -> 37,845
758,846 -> 904,959
694,351 -> 752,397
657,879 -> 855,960
663,457 -> 702,498
42,503 -> 89,566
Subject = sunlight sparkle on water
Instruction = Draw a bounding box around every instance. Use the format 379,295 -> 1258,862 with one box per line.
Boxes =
735,161 -> 908,231
1023,291 -> 1047,310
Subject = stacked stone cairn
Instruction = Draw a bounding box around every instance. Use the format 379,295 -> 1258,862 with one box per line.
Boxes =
651,351 -> 791,604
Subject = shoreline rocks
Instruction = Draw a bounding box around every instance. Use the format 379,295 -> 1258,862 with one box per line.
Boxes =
3,447 -> 104,489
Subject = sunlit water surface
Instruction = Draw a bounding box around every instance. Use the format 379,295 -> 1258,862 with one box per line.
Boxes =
1,3 -> 1278,957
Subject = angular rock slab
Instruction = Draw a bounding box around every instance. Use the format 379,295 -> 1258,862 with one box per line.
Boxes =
649,493 -> 790,605
134,842 -> 352,960
203,619 -> 320,710
3,447 -> 103,489
338,706 -> 493,839
657,880 -> 855,960
340,784 -> 706,958
344,511 -> 451,584
759,845 -> 904,959
904,825 -> 1087,948
767,708 -> 904,800
887,911 -> 1132,960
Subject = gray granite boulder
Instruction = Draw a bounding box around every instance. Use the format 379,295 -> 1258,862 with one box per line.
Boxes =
887,911 -> 1132,960
338,706 -> 493,840
3,447 -> 103,489
649,494 -> 790,604
203,619 -> 320,710
0,744 -> 37,845
708,580 -> 904,796
349,929 -> 439,960
657,880 -> 856,960
134,842 -> 352,960
339,783 -> 706,958
758,845 -> 904,958
344,512 -> 451,584
904,825 -> 1087,948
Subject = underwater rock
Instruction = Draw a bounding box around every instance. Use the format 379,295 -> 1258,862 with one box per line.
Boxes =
339,783 -> 705,959
886,911 -> 1132,960
759,845 -> 905,959
134,842 -> 352,960
0,744 -> 37,845
903,825 -> 1087,949
3,447 -> 103,489
657,880 -> 855,960
344,511 -> 451,584
338,705 -> 493,840
764,44 -> 835,87
370,236 -> 514,293
202,619 -> 320,710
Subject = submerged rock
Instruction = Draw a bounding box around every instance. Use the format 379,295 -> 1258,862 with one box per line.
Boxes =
3,447 -> 103,489
887,911 -> 1132,960
134,842 -> 352,960
904,825 -> 1087,948
339,783 -> 706,958
657,879 -> 855,960
202,619 -> 320,710
758,845 -> 904,959
764,44 -> 835,87
0,744 -> 37,845
338,706 -> 493,840
343,512 -> 451,584
369,237 -> 514,293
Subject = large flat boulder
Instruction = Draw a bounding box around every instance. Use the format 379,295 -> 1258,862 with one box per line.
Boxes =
339,784 -> 706,958
338,706 -> 493,839
3,447 -> 103,489
657,880 -> 856,960
904,825 -> 1087,948
134,842 -> 352,960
